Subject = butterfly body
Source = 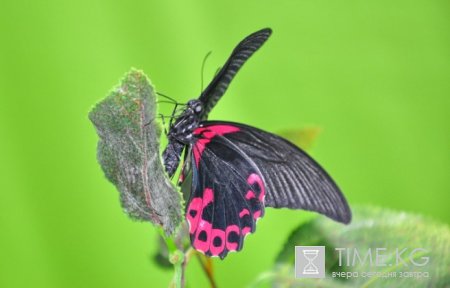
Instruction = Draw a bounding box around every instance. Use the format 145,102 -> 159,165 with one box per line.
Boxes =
161,28 -> 351,259
163,100 -> 203,177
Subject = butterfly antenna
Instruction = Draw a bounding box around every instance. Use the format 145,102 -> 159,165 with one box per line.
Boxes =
156,92 -> 177,104
157,100 -> 178,105
200,51 -> 212,93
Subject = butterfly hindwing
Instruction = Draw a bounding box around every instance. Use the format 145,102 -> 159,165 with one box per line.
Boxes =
199,28 -> 272,120
185,124 -> 266,259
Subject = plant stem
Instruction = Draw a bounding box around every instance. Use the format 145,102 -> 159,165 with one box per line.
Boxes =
196,253 -> 218,288
160,229 -> 184,288
169,250 -> 184,288
180,248 -> 194,287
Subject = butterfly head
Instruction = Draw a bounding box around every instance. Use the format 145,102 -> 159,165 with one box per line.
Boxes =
187,99 -> 203,115
167,99 -> 203,143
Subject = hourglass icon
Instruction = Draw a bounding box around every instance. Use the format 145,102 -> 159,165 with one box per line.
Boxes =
302,249 -> 319,274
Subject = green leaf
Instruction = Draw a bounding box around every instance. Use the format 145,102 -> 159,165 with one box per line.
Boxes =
152,235 -> 172,270
89,69 -> 182,235
261,206 -> 450,287
278,126 -> 322,151
154,224 -> 191,269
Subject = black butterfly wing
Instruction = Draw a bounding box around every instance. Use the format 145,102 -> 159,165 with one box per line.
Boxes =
185,124 -> 266,259
198,28 -> 272,120
190,121 -> 351,225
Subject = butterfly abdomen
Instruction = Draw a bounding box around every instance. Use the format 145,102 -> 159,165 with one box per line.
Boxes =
162,140 -> 185,178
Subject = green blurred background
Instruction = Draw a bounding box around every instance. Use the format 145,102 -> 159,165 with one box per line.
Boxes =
1,0 -> 449,287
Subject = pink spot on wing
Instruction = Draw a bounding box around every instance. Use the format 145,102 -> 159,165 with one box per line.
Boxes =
203,188 -> 214,205
186,188 -> 214,234
193,139 -> 208,168
239,209 -> 250,218
193,221 -> 212,253
253,210 -> 261,219
242,227 -> 251,235
247,173 -> 265,202
225,225 -> 240,251
188,188 -> 217,253
192,124 -> 240,167
186,197 -> 202,234
210,229 -> 226,256
194,125 -> 241,136
245,190 -> 255,200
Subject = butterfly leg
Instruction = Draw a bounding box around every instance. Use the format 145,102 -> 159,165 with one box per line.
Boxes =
168,103 -> 179,128
158,113 -> 169,135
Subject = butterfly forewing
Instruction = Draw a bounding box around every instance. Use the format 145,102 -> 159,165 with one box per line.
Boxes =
199,28 -> 272,120
192,121 -> 351,225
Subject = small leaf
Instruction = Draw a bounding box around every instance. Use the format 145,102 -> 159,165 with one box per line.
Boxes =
154,223 -> 191,269
153,235 -> 172,269
270,206 -> 450,287
278,126 -> 321,151
89,69 -> 182,235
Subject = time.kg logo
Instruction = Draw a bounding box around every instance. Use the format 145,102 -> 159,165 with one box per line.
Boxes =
295,246 -> 326,278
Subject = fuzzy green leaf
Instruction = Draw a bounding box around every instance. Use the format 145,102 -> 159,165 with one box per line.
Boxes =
262,206 -> 450,287
89,69 -> 182,235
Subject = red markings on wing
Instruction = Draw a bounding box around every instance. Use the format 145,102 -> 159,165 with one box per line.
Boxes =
247,173 -> 265,202
210,229 -> 226,255
188,188 -> 214,253
186,131 -> 270,258
194,221 -> 212,253
245,191 -> 256,200
225,225 -> 240,251
192,125 -> 240,167
186,198 -> 202,234
242,227 -> 251,235
239,208 -> 250,218
246,173 -> 266,220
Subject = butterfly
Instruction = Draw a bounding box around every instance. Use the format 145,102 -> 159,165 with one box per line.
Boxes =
161,28 -> 351,259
